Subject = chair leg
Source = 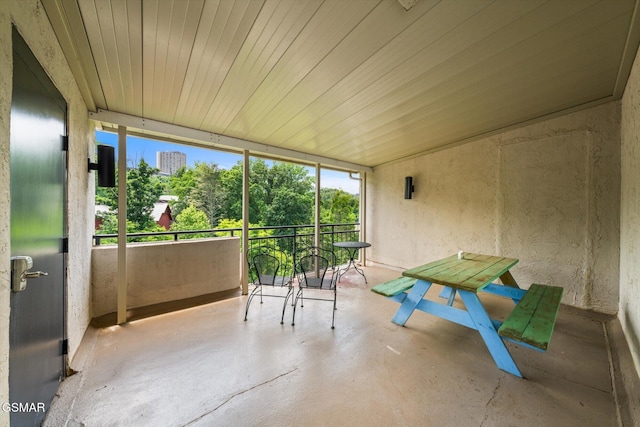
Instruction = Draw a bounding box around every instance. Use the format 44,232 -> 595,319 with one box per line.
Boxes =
291,288 -> 303,326
331,291 -> 337,329
291,287 -> 337,329
244,285 -> 261,321
280,287 -> 293,324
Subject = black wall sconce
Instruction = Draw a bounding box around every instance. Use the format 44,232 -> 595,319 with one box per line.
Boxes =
404,176 -> 415,199
88,144 -> 116,187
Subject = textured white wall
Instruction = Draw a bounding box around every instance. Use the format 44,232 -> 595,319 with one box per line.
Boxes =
1,1 -> 94,422
0,4 -> 12,424
91,238 -> 240,317
620,39 -> 640,378
368,138 -> 498,269
368,102 -> 620,314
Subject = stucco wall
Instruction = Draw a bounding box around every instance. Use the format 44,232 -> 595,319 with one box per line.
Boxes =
0,3 -> 12,424
91,238 -> 241,317
1,0 -> 94,422
368,102 -> 620,314
620,37 -> 640,378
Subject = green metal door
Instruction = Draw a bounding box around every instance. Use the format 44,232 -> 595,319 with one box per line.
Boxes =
9,27 -> 67,426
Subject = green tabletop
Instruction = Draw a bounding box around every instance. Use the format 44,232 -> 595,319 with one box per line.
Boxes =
402,253 -> 519,293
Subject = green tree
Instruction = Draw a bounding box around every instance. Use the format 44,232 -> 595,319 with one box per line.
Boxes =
263,162 -> 314,226
127,160 -> 164,229
170,205 -> 212,239
219,159 -> 269,223
191,163 -> 224,227
171,162 -> 227,225
215,218 -> 272,238
95,181 -> 112,207
155,174 -> 172,195
168,166 -> 196,217
320,188 -> 358,224
97,213 -> 169,243
219,165 -> 243,221
96,214 -> 135,236
219,159 -> 346,228
99,159 -> 164,231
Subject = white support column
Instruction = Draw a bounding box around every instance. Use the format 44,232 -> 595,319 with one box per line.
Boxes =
314,164 -> 321,247
361,172 -> 367,266
241,150 -> 250,294
117,126 -> 127,324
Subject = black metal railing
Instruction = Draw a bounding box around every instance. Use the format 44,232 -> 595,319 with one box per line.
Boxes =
93,222 -> 361,270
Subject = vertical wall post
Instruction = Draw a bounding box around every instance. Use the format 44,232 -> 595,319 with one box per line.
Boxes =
361,172 -> 367,266
117,126 -> 127,324
241,150 -> 249,295
314,164 -> 321,247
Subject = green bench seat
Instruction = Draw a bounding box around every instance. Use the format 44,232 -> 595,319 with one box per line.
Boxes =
371,277 -> 417,297
498,284 -> 563,351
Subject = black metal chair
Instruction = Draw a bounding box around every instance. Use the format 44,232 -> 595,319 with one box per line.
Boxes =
244,248 -> 293,324
292,246 -> 339,329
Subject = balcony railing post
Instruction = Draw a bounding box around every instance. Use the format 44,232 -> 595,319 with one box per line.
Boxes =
331,224 -> 335,247
293,226 -> 297,263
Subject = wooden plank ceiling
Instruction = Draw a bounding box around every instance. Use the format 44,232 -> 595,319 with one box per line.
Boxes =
43,0 -> 640,169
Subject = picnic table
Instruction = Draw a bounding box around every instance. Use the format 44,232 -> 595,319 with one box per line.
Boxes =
371,253 -> 563,378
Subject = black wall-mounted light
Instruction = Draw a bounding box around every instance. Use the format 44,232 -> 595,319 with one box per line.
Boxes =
88,144 -> 116,187
404,176 -> 415,199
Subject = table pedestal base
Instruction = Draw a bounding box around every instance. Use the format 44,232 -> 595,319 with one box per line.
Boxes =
338,254 -> 367,283
333,243 -> 370,284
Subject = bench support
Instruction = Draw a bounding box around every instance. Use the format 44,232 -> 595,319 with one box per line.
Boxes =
391,280 -> 432,326
387,281 -> 524,377
373,277 -> 563,378
438,287 -> 457,306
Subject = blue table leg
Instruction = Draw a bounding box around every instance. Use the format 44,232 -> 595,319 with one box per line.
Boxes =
391,280 -> 432,326
438,287 -> 457,306
458,290 -> 522,377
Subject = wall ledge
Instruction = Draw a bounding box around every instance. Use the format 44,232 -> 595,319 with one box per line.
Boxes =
606,317 -> 640,426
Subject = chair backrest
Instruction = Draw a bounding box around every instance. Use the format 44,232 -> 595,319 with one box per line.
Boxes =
296,245 -> 337,267
296,253 -> 337,290
251,252 -> 282,286
246,246 -> 294,285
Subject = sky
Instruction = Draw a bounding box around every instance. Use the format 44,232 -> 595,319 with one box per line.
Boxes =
95,130 -> 360,194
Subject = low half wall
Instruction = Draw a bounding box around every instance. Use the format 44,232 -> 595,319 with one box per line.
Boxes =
91,237 -> 240,317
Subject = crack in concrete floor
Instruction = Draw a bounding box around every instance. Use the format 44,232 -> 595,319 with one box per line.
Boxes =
183,368 -> 299,426
480,374 -> 504,426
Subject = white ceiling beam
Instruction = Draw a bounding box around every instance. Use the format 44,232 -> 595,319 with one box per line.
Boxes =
89,109 -> 373,173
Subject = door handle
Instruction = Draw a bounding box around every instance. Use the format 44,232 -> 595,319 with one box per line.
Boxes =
25,271 -> 48,279
10,256 -> 48,292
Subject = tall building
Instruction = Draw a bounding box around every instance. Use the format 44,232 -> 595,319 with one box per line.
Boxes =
156,151 -> 186,176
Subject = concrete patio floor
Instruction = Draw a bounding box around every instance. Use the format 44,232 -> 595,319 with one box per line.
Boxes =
45,265 -> 622,426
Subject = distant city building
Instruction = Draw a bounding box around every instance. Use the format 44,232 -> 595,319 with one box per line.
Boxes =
156,151 -> 186,176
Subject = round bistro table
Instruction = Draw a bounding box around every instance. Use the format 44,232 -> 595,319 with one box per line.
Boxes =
332,241 -> 371,283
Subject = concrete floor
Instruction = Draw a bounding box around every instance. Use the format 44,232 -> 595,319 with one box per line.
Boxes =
46,266 -> 621,427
